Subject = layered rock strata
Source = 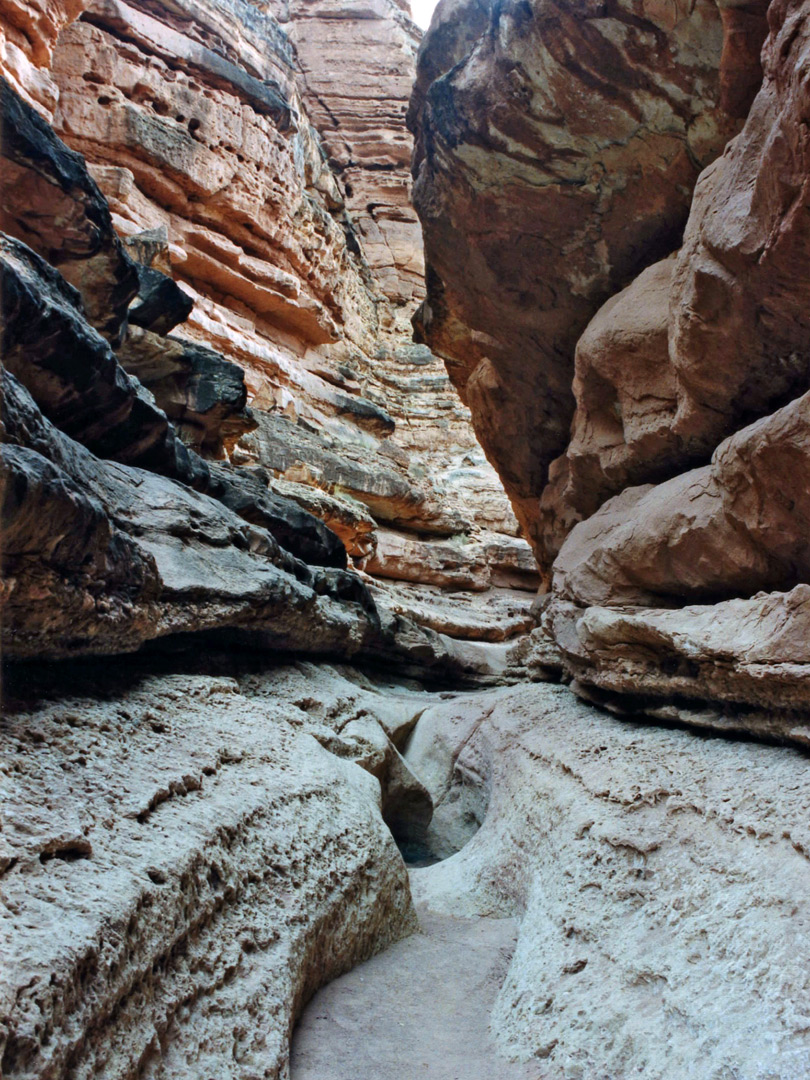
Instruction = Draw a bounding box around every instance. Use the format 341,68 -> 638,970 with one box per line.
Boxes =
0,662 -> 422,1079
275,0 -> 425,307
43,0 -> 536,643
410,0 -> 810,734
0,0 -> 541,673
405,682 -> 810,1079
0,60 -> 527,678
0,0 -> 87,119
4,4 -> 810,1079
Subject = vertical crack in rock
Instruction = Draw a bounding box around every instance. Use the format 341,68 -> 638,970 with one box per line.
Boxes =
4,0 -> 810,1076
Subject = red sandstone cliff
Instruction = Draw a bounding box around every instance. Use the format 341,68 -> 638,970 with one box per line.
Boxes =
410,0 -> 810,736
0,0 -> 539,665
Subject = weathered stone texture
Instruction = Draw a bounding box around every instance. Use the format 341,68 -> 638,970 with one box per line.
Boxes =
277,0 -> 425,306
529,0 -> 810,730
0,665 -> 419,1079
42,0 -> 531,634
410,0 -> 810,733
0,0 -> 87,118
540,0 -> 810,555
406,682 -> 810,1078
410,0 -> 769,564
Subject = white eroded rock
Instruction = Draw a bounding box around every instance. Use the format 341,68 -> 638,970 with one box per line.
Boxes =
406,682 -> 810,1079
0,667 -> 417,1079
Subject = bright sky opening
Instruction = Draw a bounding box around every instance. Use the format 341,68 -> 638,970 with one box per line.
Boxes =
410,0 -> 440,30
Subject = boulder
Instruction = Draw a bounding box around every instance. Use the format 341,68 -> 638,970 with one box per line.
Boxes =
409,0 -> 769,565
127,264 -> 194,335
362,529 -> 492,591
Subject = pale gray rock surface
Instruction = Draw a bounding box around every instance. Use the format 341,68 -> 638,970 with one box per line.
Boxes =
406,682 -> 810,1079
290,904 -> 536,1080
0,662 -> 423,1080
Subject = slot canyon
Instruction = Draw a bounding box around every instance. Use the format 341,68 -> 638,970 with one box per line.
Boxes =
2,0 -> 810,1077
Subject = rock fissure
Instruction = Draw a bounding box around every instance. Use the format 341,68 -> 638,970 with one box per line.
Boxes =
4,0 -> 810,1076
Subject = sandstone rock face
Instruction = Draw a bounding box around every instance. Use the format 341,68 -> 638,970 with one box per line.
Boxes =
529,0 -> 810,731
554,391 -> 810,611
6,4 -> 810,1080
1,369 -> 369,661
546,390 -> 810,732
41,0 -> 534,641
668,0 -> 810,451
409,0 -> 810,732
410,0 -> 769,564
0,67 -> 525,679
406,682 -> 810,1078
0,74 -> 139,343
276,0 -> 424,306
0,0 -> 87,119
0,663 -> 420,1079
540,0 -> 810,555
537,256 -> 683,556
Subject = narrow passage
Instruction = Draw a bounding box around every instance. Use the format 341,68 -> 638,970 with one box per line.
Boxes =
290,895 -> 538,1080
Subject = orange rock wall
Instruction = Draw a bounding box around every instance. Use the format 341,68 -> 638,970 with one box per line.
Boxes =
277,0 -> 424,307
41,0 -> 539,635
0,0 -> 87,118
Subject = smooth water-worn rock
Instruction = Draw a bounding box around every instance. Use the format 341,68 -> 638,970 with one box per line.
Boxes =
0,664 -> 419,1080
537,256 -> 683,555
291,906 -> 536,1080
11,4 -> 810,1076
408,0 -> 810,730
668,0 -> 810,460
406,682 -> 810,1079
546,389 -> 810,732
540,0 -> 810,564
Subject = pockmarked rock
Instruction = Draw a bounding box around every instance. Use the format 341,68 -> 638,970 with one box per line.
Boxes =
405,682 -> 810,1079
0,665 -> 417,1080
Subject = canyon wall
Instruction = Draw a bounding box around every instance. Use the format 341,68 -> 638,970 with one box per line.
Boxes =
1,0 -> 540,671
0,6 -> 534,1071
5,1 -> 810,1078
410,0 -> 769,559
410,0 -> 810,739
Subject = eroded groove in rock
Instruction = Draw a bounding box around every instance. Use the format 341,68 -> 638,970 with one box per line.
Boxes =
0,665 -> 423,1079
404,682 -> 810,1078
5,0 -> 810,1076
